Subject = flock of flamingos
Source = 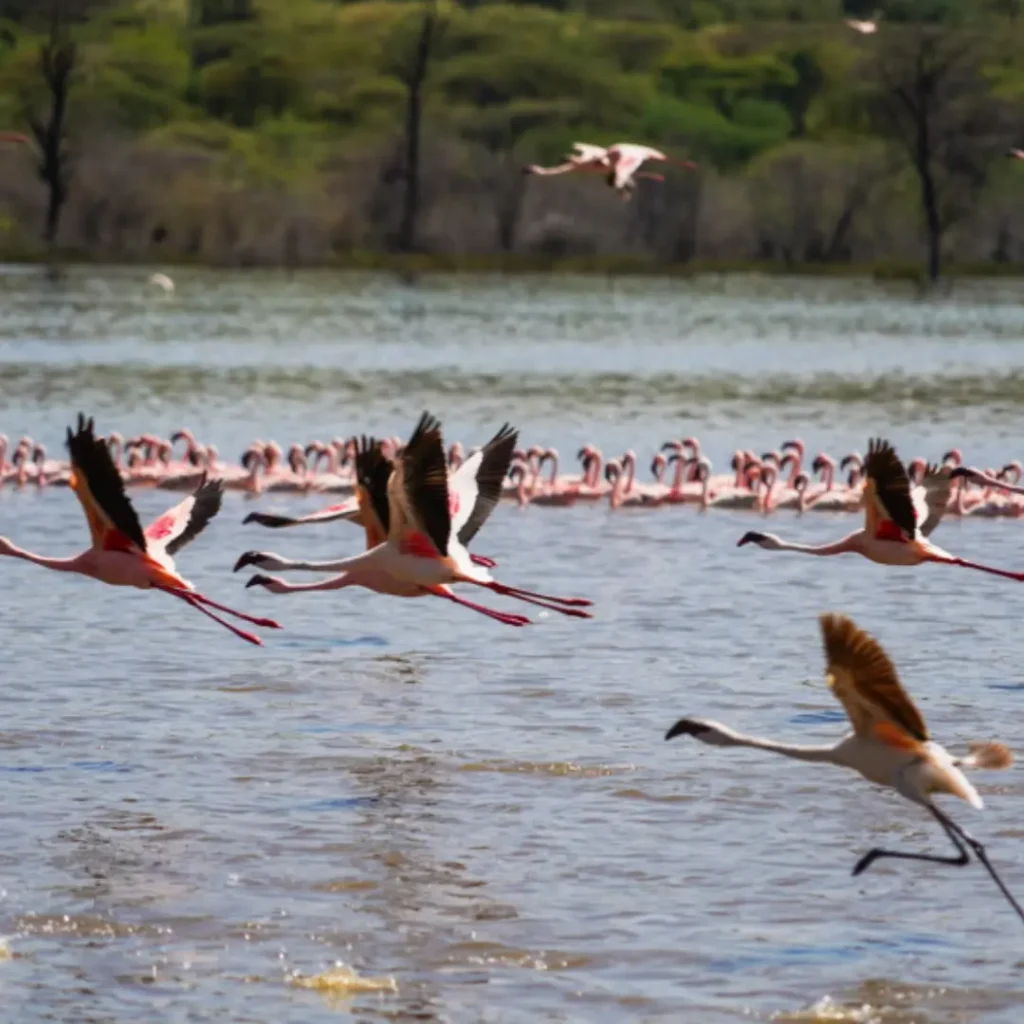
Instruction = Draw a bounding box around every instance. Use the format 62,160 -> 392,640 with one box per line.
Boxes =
5,429 -> 1024,518
3,415 -> 1024,938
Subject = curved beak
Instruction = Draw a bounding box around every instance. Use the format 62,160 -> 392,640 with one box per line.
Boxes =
665,718 -> 708,741
233,551 -> 262,572
736,531 -> 765,547
245,574 -> 272,590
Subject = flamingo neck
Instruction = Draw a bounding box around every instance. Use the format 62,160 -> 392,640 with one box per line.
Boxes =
0,544 -> 89,573
770,532 -> 862,556
724,732 -> 842,764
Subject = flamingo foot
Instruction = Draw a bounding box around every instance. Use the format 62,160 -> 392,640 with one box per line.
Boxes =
189,589 -> 282,628
430,587 -> 529,627
488,582 -> 593,607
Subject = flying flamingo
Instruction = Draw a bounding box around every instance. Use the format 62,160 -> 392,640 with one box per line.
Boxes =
1007,148 -> 1024,161
845,11 -> 880,34
738,438 -> 1024,581
524,142 -> 696,200
666,613 -> 1022,923
238,415 -> 593,623
0,415 -> 280,645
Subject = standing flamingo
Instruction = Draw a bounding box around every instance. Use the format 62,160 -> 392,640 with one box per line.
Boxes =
666,613 -> 1022,923
239,415 -> 593,623
0,415 -> 280,644
738,438 -> 1024,581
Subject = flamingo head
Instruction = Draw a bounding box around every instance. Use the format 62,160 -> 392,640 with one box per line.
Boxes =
539,447 -> 558,465
287,443 -> 305,473
621,449 -> 637,466
240,447 -> 264,471
941,448 -> 963,467
839,451 -> 863,471
729,451 -> 746,471
693,456 -> 712,482
761,450 -> 780,466
1001,460 -> 1023,480
31,443 -> 45,466
681,437 -> 700,457
736,531 -> 781,549
157,441 -> 172,465
263,441 -> 282,467
779,452 -> 799,471
604,458 -> 623,483
304,441 -> 323,459
170,428 -> 194,445
907,457 -> 927,483
781,439 -> 804,456
650,452 -> 668,479
811,453 -> 834,473
508,460 -> 527,483
126,449 -> 143,469
660,439 -> 683,454
793,471 -> 810,492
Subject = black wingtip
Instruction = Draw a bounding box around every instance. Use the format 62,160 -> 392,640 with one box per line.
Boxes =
665,718 -> 709,741
948,466 -> 970,480
737,531 -> 764,547
245,574 -> 271,589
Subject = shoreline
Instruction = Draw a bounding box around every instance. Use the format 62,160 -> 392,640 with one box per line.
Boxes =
3,249 -> 1024,283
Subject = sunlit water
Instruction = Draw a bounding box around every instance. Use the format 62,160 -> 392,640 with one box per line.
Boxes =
2,266 -> 1024,1022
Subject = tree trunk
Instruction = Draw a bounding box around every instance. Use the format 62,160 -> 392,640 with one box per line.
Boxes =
396,6 -> 437,254
29,34 -> 75,252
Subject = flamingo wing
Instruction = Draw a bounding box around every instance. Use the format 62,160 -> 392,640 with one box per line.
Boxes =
819,613 -> 929,742
145,474 -> 224,556
354,435 -> 392,549
862,438 -> 916,540
571,142 -> 609,164
610,149 -> 647,190
915,464 -> 952,538
397,412 -> 451,557
453,423 -> 519,547
66,413 -> 147,553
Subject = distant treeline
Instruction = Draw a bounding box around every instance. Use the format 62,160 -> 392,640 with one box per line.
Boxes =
0,0 -> 1022,279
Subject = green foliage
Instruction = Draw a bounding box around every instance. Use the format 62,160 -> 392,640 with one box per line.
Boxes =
0,0 -> 1021,197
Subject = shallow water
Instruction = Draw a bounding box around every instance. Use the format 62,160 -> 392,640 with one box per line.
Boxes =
2,266 -> 1024,1022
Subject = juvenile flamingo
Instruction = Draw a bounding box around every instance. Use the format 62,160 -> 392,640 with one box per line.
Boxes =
738,438 -> 1024,581
666,613 -> 1022,923
0,415 -> 279,645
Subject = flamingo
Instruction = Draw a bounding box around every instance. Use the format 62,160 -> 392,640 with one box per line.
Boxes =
666,613 -> 1022,923
239,415 -> 593,623
0,415 -> 279,645
738,438 -> 1024,581
148,272 -> 174,293
845,11 -> 880,34
524,142 -> 696,200
1007,148 -> 1024,161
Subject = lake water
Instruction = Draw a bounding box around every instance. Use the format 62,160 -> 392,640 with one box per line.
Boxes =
1,266 -> 1024,1023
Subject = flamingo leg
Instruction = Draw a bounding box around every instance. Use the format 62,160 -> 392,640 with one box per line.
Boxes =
428,587 -> 529,627
854,805 -> 1024,925
485,581 -> 593,608
187,589 -> 282,628
934,555 -> 1024,582
482,584 -> 593,619
159,587 -> 264,646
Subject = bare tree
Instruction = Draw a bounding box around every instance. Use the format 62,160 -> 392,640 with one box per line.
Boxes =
392,1 -> 443,253
869,28 -> 1007,282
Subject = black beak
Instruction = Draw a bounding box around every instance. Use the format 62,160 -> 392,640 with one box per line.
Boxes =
941,450 -> 957,463
665,718 -> 709,741
737,531 -> 765,547
245,574 -> 272,589
234,551 -> 262,572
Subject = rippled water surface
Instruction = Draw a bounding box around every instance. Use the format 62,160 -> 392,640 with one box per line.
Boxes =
2,266 -> 1024,1023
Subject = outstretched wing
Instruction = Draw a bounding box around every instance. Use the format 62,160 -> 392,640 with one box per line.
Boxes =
862,438 -> 916,540
398,411 -> 450,557
571,142 -> 609,164
354,436 -> 392,549
66,413 -> 147,552
915,464 -> 951,538
453,423 -> 518,547
145,473 -> 224,556
819,612 -> 928,742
